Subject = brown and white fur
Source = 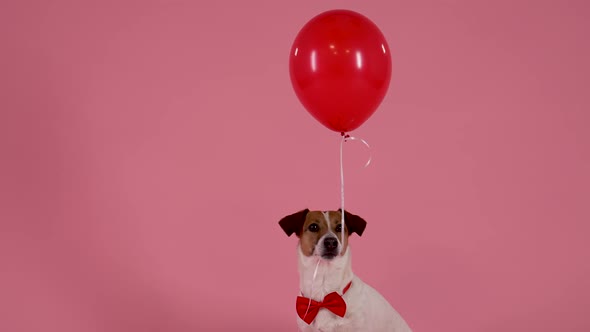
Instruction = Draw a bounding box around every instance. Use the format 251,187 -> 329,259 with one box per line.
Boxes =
279,209 -> 412,332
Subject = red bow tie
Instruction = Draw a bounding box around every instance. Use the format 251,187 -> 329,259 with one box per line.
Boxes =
296,282 -> 352,325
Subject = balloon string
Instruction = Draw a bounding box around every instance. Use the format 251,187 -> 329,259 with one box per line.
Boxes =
339,132 -> 371,251
302,258 -> 322,321
300,133 -> 371,325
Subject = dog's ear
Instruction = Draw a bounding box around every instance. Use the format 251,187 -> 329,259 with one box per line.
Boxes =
339,209 -> 367,236
279,209 -> 309,237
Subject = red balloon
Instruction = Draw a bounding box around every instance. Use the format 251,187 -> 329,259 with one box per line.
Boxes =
289,10 -> 392,133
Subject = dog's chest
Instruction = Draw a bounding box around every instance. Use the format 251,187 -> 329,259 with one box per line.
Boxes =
299,313 -> 364,332
318,311 -> 361,331
298,294 -> 366,332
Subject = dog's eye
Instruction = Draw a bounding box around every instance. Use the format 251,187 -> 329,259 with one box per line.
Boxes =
335,224 -> 342,232
308,223 -> 319,232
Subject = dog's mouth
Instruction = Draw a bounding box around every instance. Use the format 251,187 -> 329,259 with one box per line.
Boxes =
321,252 -> 338,260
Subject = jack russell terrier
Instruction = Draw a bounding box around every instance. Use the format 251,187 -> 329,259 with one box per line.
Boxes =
279,209 -> 412,332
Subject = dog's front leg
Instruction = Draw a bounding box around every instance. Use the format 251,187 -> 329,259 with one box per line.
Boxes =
298,325 -> 320,332
297,320 -> 320,332
297,321 -> 356,332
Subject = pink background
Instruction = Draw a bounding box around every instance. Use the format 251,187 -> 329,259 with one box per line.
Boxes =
1,1 -> 589,331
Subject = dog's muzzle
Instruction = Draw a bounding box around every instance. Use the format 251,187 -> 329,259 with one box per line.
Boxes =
321,236 -> 339,259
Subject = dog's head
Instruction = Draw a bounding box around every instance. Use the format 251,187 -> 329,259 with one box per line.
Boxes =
278,209 -> 367,260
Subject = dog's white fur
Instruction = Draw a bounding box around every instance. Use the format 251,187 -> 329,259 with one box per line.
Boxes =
293,213 -> 412,332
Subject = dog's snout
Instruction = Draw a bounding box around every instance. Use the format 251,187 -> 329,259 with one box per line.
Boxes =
323,237 -> 338,251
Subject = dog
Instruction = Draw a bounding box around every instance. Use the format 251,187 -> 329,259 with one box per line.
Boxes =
279,209 -> 412,332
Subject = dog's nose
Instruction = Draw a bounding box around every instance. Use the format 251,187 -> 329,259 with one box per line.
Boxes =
323,237 -> 338,251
